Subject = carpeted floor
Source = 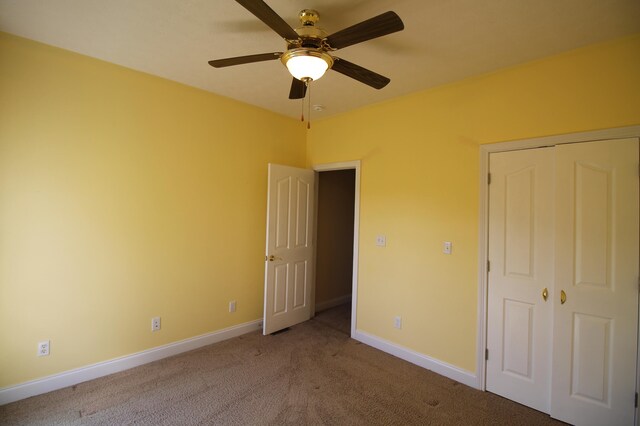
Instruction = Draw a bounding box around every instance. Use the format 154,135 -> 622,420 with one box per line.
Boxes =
1,304 -> 564,425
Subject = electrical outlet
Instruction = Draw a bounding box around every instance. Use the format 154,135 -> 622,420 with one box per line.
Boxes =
37,340 -> 50,356
151,317 -> 161,332
394,316 -> 402,329
376,235 -> 387,247
229,300 -> 236,313
443,241 -> 452,254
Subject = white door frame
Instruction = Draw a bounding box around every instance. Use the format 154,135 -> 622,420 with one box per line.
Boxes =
312,160 -> 361,337
477,125 -> 640,393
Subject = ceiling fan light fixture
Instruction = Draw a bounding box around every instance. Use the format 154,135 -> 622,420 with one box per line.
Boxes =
281,48 -> 333,82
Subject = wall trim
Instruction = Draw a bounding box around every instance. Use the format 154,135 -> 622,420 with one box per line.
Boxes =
315,295 -> 352,312
477,125 -> 640,393
354,330 -> 477,388
0,319 -> 261,406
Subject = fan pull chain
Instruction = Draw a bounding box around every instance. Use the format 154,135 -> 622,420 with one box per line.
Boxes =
300,91 -> 305,122
307,81 -> 312,129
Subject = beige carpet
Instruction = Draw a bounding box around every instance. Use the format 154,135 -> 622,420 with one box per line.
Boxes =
1,305 -> 563,425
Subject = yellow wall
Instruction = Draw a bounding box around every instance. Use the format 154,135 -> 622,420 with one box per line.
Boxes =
2,30 -> 639,389
307,34 -> 640,371
0,33 -> 305,388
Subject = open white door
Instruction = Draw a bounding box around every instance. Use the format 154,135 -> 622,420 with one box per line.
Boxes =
263,164 -> 315,335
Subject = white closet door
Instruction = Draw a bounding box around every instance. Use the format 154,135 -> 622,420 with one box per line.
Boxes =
486,147 -> 555,413
550,138 -> 639,425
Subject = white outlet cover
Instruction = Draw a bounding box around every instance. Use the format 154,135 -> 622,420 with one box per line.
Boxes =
376,235 -> 386,247
37,340 -> 50,356
443,241 -> 452,254
229,300 -> 236,313
151,317 -> 161,332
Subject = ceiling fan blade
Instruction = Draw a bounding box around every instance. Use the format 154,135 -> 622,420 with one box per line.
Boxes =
331,58 -> 390,89
289,78 -> 307,99
325,11 -> 404,50
235,0 -> 299,41
208,52 -> 282,68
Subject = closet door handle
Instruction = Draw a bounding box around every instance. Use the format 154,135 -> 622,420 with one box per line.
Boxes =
560,290 -> 567,304
542,288 -> 548,301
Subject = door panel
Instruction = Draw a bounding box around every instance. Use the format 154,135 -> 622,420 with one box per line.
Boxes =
295,180 -> 311,247
293,261 -> 307,308
574,162 -> 610,287
264,164 -> 315,334
275,177 -> 291,250
273,264 -> 288,314
502,299 -> 534,378
571,313 -> 611,404
505,167 -> 535,277
551,138 -> 639,425
486,148 -> 555,413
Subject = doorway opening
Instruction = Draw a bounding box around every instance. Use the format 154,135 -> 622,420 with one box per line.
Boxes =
313,161 -> 360,337
313,169 -> 356,334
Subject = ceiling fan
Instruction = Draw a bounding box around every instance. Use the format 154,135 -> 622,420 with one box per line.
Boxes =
209,0 -> 405,101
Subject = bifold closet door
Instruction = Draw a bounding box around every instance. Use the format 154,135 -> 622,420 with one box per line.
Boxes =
550,138 -> 639,426
487,138 -> 639,425
486,147 -> 555,413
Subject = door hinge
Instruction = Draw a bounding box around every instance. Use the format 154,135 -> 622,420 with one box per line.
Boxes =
487,260 -> 490,272
485,348 -> 489,361
488,173 -> 492,185
635,392 -> 638,408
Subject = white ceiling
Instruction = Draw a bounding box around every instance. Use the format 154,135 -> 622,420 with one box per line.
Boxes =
1,0 -> 639,119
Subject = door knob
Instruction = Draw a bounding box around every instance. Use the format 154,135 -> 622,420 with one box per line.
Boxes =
560,290 -> 567,304
542,288 -> 548,301
267,255 -> 282,262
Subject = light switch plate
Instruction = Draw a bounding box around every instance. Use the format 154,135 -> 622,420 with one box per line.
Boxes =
394,316 -> 402,329
376,235 -> 386,247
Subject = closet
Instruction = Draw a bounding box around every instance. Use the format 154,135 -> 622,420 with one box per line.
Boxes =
486,138 -> 639,425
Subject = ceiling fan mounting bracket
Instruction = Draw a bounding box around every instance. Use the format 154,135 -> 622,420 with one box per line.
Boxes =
299,9 -> 320,26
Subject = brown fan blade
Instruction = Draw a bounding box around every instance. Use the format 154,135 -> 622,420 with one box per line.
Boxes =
325,11 -> 404,50
288,78 -> 307,99
235,0 -> 299,41
331,58 -> 390,89
208,52 -> 282,68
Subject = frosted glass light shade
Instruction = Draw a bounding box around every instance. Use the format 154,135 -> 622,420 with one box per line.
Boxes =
281,49 -> 333,82
286,55 -> 328,81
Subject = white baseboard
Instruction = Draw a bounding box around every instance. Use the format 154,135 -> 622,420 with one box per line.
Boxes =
0,319 -> 261,406
315,294 -> 352,312
353,330 -> 480,389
